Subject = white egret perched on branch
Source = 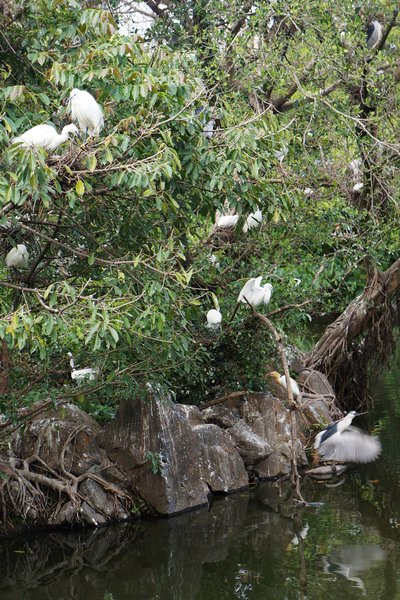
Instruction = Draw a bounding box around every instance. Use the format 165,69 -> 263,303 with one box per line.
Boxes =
238,276 -> 273,308
268,370 -> 300,398
314,411 -> 382,464
68,352 -> 99,384
243,209 -> 262,233
216,214 -> 239,229
366,20 -> 383,50
12,124 -> 78,151
68,89 -> 104,137
206,308 -> 222,330
6,244 -> 29,269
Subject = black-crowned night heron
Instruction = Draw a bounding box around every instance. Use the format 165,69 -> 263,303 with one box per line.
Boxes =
12,123 -> 79,151
366,20 -> 383,50
238,276 -> 273,308
269,370 -> 301,398
314,411 -> 382,464
195,107 -> 215,139
6,244 -> 29,269
206,308 -> 222,330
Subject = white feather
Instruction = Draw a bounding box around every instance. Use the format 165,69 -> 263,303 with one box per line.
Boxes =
68,89 -> 104,136
12,124 -> 78,151
238,276 -> 273,307
6,244 -> 29,269
206,309 -> 222,330
216,215 -> 239,229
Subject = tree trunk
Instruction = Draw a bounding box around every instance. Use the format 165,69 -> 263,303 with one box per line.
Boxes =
303,257 -> 400,404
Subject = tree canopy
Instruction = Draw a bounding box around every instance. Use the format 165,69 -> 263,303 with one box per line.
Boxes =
0,0 -> 399,415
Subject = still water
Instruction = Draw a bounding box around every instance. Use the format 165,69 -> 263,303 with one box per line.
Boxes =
0,362 -> 400,600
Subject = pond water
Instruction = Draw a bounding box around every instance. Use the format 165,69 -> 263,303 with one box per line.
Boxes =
1,359 -> 400,600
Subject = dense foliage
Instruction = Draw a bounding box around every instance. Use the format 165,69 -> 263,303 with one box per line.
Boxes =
0,0 -> 399,414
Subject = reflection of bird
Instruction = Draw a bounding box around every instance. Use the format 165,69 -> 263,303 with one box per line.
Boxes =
68,352 -> 99,384
238,276 -> 273,308
366,20 -> 383,50
206,308 -> 222,330
269,370 -> 300,398
243,209 -> 262,233
314,411 -> 382,463
322,543 -> 385,595
216,214 -> 239,229
6,244 -> 29,269
68,89 -> 104,137
12,123 -> 78,151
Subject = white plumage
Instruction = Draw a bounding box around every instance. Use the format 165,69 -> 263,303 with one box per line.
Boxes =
12,124 -> 78,151
269,371 -> 300,397
243,209 -> 262,233
216,214 -> 239,229
6,244 -> 29,269
206,308 -> 222,330
238,276 -> 273,308
68,88 -> 104,136
314,411 -> 382,464
68,352 -> 99,384
366,20 -> 383,50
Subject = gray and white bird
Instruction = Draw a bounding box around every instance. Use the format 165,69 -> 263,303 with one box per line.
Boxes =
238,276 -> 273,308
195,107 -> 215,139
366,20 -> 383,50
243,209 -> 262,233
314,411 -> 381,464
6,244 -> 29,269
12,123 -> 78,151
68,88 -> 104,137
206,308 -> 222,330
68,352 -> 99,384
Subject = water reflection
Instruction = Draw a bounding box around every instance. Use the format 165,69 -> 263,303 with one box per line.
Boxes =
1,357 -> 400,599
0,476 -> 399,600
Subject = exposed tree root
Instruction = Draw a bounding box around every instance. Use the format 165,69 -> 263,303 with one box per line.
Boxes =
303,257 -> 400,407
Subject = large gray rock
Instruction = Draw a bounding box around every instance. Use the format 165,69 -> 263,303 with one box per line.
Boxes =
100,394 -> 248,515
224,419 -> 272,466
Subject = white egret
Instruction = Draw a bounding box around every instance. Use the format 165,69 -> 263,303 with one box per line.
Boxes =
12,124 -> 78,151
68,352 -> 99,384
274,146 -> 288,163
68,88 -> 104,137
206,308 -> 222,330
237,276 -> 273,308
243,209 -> 262,233
268,370 -> 301,398
366,20 -> 383,50
216,214 -> 239,229
6,244 -> 29,269
353,182 -> 364,192
314,411 -> 382,464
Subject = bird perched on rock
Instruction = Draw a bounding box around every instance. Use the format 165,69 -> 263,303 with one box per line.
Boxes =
243,209 -> 262,233
314,411 -> 382,464
12,123 -> 78,151
206,308 -> 222,330
366,20 -> 383,50
268,370 -> 300,398
6,244 -> 29,269
238,276 -> 273,308
68,88 -> 104,137
68,352 -> 99,384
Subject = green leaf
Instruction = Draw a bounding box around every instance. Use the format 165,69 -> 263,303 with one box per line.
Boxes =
76,179 -> 85,196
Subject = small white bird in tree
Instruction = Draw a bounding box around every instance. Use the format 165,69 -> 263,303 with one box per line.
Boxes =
206,308 -> 222,330
243,209 -> 262,233
68,88 -> 104,137
237,276 -> 273,308
268,370 -> 301,398
12,124 -> 78,151
6,244 -> 29,269
216,214 -> 239,229
314,411 -> 382,464
366,20 -> 383,50
68,352 -> 99,384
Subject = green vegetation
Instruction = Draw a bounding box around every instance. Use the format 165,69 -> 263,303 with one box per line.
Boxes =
0,0 -> 399,416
